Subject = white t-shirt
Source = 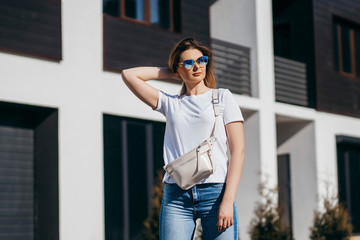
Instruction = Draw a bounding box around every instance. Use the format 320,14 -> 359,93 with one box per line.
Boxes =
155,88 -> 244,183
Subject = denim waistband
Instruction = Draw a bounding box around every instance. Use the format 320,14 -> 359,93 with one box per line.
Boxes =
164,182 -> 225,188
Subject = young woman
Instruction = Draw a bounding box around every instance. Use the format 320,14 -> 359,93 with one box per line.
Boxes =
121,38 -> 245,240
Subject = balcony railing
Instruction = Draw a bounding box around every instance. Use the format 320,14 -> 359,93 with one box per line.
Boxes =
274,56 -> 308,107
212,38 -> 251,96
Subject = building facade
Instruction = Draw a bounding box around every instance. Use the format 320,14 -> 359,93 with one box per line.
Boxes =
0,0 -> 360,239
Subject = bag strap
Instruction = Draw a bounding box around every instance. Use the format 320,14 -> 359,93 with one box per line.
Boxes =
209,89 -> 220,142
212,89 -> 220,117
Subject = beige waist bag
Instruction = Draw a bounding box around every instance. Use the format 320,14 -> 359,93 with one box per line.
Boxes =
163,89 -> 220,190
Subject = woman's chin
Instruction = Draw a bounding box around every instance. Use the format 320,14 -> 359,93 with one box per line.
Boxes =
186,75 -> 205,82
184,78 -> 204,85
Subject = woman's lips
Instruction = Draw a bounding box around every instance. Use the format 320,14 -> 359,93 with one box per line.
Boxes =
193,72 -> 202,76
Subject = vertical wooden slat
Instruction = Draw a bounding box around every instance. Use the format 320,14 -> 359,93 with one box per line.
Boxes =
277,154 -> 293,235
121,0 -> 125,17
146,124 -> 154,215
338,24 -> 344,72
121,120 -> 129,240
144,0 -> 150,24
350,29 -> 356,77
170,0 -> 174,32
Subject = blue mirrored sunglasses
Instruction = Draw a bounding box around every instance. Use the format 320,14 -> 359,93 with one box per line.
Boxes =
179,56 -> 208,70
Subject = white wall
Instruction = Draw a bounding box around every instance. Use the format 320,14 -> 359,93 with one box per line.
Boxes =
315,112 -> 360,205
277,121 -> 317,240
275,107 -> 360,238
236,111 -> 261,239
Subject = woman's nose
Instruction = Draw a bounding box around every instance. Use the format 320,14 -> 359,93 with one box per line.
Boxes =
193,62 -> 200,70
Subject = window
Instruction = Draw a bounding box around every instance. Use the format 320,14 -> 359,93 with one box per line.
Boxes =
337,135 -> 360,234
103,0 -> 180,32
0,102 -> 59,240
333,17 -> 360,78
273,23 -> 292,59
103,115 -> 165,240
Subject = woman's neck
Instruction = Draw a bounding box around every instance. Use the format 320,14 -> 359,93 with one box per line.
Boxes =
185,81 -> 210,96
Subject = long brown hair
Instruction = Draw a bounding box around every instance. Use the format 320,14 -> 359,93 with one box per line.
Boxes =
168,37 -> 216,96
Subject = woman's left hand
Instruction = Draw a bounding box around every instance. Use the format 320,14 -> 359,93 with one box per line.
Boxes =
217,200 -> 234,232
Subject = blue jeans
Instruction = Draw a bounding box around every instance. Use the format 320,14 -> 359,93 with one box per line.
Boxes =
160,183 -> 238,240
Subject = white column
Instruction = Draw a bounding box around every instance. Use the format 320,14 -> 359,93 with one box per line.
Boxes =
255,0 -> 278,188
60,0 -> 104,239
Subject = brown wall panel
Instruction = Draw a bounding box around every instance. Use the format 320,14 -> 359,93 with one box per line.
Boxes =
0,0 -> 62,61
313,0 -> 360,118
103,0 -> 211,72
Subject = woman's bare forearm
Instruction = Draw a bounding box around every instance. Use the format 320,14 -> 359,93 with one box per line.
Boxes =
121,67 -> 178,109
223,150 -> 245,203
223,122 -> 245,203
217,122 -> 245,231
121,67 -> 176,82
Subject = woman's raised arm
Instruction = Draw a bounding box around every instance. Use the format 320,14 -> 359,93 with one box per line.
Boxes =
121,67 -> 179,109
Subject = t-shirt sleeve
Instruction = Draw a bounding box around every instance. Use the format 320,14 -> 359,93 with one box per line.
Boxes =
154,90 -> 167,116
222,89 -> 244,125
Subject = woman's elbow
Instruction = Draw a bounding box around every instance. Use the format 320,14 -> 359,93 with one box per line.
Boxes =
121,69 -> 129,83
232,147 -> 245,160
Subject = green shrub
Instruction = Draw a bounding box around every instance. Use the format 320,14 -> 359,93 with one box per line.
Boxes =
309,194 -> 352,240
248,182 -> 292,240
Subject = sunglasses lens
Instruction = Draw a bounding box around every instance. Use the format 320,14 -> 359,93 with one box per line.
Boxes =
184,60 -> 194,69
197,56 -> 208,66
181,56 -> 208,70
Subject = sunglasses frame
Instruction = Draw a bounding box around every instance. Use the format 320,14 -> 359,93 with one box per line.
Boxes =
178,56 -> 208,71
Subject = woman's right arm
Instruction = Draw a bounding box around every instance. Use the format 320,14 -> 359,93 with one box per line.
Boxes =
121,67 -> 179,110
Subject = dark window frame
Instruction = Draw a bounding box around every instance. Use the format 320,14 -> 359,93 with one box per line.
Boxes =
336,135 -> 360,234
333,17 -> 360,79
103,114 -> 165,240
103,0 -> 177,32
0,102 -> 59,240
